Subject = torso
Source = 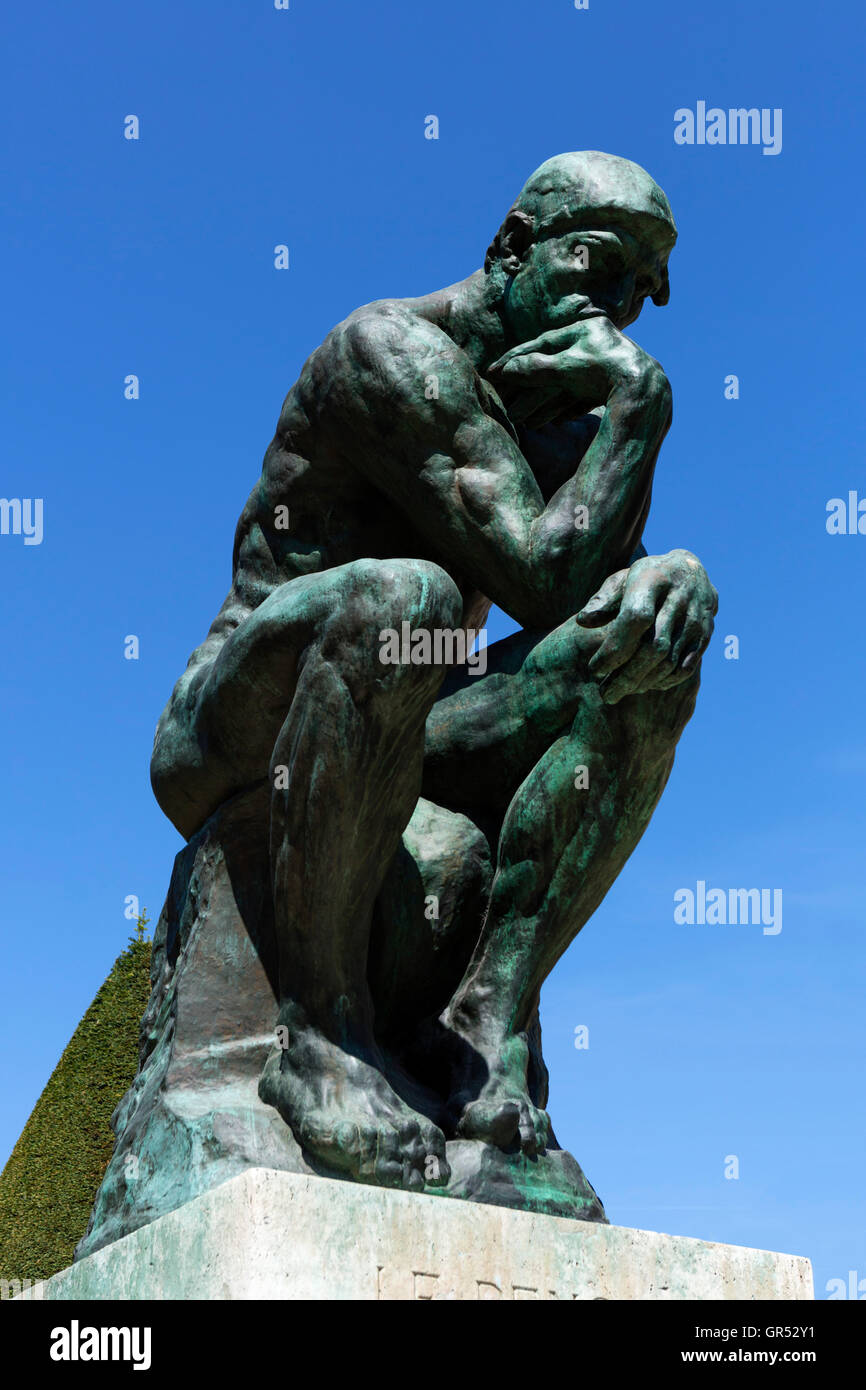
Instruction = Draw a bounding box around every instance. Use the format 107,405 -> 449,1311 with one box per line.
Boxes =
188,298 -> 494,677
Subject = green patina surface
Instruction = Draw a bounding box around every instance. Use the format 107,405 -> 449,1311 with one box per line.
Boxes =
70,154 -> 719,1253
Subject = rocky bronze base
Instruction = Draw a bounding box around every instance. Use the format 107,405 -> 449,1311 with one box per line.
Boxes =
443,1140 -> 605,1222
76,785 -> 604,1262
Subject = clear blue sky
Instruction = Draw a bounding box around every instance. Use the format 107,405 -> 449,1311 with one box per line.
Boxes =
2,0 -> 863,1298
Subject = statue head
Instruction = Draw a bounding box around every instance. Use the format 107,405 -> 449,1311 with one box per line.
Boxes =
485,152 -> 677,341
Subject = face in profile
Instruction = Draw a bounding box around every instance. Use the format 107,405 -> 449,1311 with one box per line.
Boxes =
504,210 -> 674,341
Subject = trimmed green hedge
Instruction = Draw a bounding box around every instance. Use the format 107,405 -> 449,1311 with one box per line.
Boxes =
0,935 -> 152,1287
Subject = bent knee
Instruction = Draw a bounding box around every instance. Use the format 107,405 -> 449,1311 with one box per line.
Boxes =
329,558 -> 463,650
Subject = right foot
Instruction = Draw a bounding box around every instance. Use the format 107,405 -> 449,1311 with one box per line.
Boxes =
259,1017 -> 450,1192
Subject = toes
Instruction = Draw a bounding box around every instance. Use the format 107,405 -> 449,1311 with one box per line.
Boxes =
372,1156 -> 405,1188
518,1105 -> 551,1156
488,1101 -> 521,1148
316,1115 -> 448,1194
518,1113 -> 540,1155
258,1040 -> 450,1194
458,1098 -> 521,1149
394,1117 -> 422,1148
403,1163 -> 425,1192
363,1126 -> 410,1189
420,1126 -> 450,1187
367,1121 -> 448,1191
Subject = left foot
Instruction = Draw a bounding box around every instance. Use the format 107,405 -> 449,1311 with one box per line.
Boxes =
440,1011 -> 551,1155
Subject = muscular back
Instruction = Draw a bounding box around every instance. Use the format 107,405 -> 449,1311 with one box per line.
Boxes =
190,298 -> 501,682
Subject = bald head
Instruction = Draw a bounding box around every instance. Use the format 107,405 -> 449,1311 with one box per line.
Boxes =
514,152 -> 675,239
485,151 -> 676,307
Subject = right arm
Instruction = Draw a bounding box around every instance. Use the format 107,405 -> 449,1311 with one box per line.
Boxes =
324,308 -> 671,629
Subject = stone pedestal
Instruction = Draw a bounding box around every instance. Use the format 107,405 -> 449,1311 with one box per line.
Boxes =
38,1169 -> 813,1301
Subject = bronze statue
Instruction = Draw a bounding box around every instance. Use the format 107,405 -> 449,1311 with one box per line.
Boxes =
80,152 -> 717,1252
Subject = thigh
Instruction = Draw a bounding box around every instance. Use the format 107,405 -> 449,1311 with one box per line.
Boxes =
153,557 -> 461,838
421,615 -> 605,821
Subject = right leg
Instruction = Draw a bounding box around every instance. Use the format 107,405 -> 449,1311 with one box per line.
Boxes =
260,559 -> 464,1189
157,557 -> 464,1189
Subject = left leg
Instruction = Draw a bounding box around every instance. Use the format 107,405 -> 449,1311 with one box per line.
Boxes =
369,617 -> 596,1042
419,614 -> 700,1152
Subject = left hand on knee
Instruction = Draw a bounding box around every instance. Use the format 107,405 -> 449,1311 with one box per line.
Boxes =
575,549 -> 718,704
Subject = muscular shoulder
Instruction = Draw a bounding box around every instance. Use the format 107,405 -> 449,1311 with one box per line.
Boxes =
324,302 -> 477,419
